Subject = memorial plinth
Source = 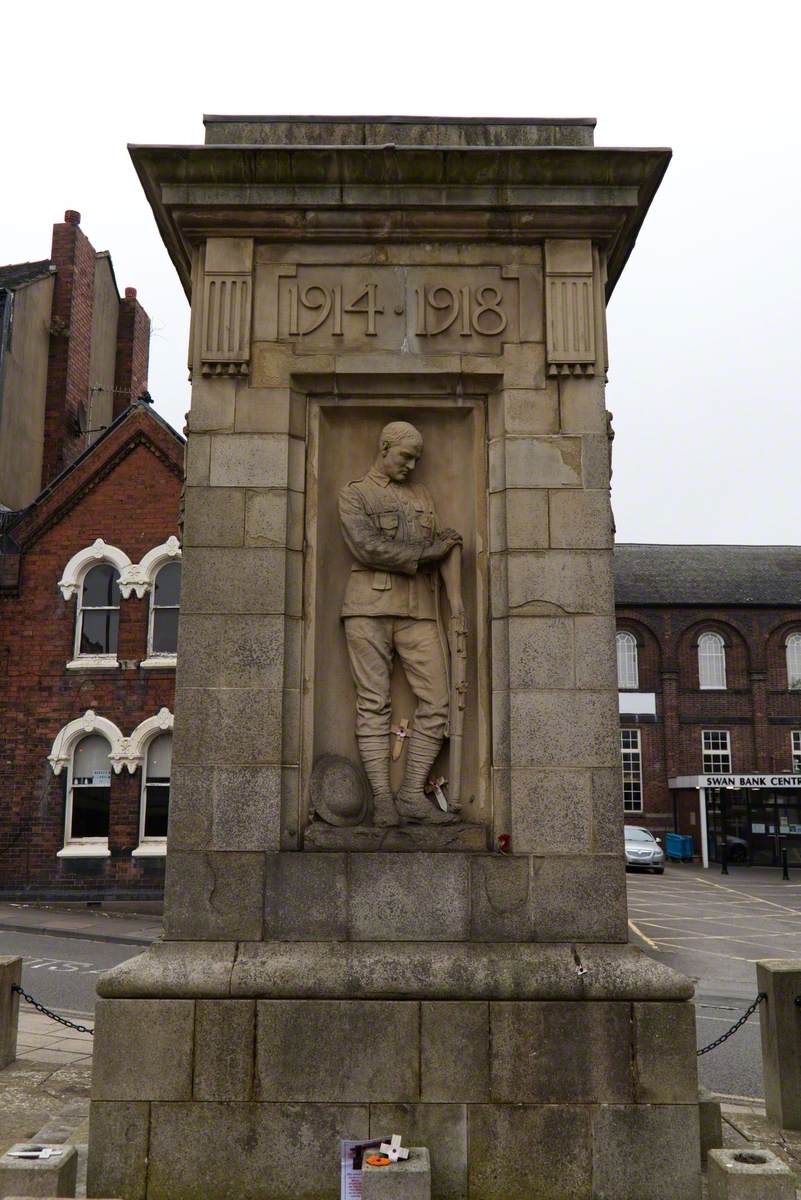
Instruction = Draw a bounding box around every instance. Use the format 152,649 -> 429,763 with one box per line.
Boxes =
88,116 -> 700,1200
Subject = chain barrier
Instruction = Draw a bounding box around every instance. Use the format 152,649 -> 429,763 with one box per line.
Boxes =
696,992 -> 766,1057
11,984 -> 94,1035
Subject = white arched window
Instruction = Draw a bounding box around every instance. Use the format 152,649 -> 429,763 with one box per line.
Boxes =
133,732 -> 172,857
786,634 -> 801,691
59,733 -> 112,857
75,563 -> 121,661
616,631 -> 639,690
698,632 -> 726,690
147,563 -> 181,660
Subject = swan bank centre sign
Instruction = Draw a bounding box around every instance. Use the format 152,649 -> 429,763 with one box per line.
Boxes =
670,775 -> 801,789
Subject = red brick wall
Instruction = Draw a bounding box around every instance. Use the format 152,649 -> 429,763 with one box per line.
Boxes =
0,436 -> 181,896
113,287 -> 150,417
41,212 -> 97,486
617,604 -> 801,840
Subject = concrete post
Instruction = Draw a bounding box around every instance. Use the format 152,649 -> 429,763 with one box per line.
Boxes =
756,959 -> 801,1128
0,956 -> 21,1068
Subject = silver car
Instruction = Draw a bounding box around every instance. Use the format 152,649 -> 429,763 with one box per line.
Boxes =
624,825 -> 665,874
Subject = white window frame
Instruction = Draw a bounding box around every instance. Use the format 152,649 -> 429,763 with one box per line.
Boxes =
70,561 -> 123,669
58,733 -> 113,858
129,710 -> 174,857
616,631 -> 639,690
134,539 -> 182,668
698,631 -> 727,690
142,561 -> 181,669
787,635 -> 801,691
792,731 -> 801,774
702,729 -> 732,774
620,728 -> 643,813
60,540 -> 130,671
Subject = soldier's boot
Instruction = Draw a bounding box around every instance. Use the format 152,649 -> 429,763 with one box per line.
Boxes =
396,730 -> 459,825
357,735 -> 399,827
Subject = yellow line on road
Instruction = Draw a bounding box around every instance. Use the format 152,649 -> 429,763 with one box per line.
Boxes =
627,918 -> 660,950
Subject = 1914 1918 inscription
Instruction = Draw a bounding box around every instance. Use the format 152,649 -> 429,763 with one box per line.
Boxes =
261,263 -> 542,351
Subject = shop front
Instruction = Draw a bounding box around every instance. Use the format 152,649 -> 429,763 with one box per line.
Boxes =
669,774 -> 801,868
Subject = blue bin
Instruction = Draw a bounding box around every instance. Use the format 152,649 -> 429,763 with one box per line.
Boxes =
665,832 -> 693,862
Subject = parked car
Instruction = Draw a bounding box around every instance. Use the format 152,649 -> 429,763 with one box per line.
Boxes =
624,825 -> 665,874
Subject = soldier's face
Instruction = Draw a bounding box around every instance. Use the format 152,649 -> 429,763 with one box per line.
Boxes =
381,440 -> 421,483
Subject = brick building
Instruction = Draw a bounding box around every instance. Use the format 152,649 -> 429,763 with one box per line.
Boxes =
0,214 -> 183,898
614,544 -> 801,867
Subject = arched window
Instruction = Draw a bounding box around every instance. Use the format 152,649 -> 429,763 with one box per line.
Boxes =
59,733 -> 112,856
698,632 -> 726,690
76,564 -> 121,659
133,733 -> 172,856
786,634 -> 801,691
148,562 -> 181,659
616,631 -> 639,690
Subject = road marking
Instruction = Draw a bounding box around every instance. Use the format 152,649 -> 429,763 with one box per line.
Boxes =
696,876 -> 801,916
627,919 -> 660,949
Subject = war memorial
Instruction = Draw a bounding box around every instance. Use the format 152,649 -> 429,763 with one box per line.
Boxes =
86,115 -> 701,1199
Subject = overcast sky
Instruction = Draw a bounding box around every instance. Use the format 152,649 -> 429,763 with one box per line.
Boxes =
3,2 -> 799,545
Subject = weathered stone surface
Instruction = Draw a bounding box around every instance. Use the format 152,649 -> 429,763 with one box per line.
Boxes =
0,1143 -> 78,1198
303,822 -> 487,852
505,549 -> 615,615
173,686 -> 282,766
758,960 -> 801,1129
180,546 -> 286,614
581,431 -> 612,488
634,1002 -> 698,1102
490,1001 -> 633,1103
243,489 -> 292,548
193,1000 -> 255,1100
489,387 -> 559,437
501,342 -> 546,389
508,616 -> 574,689
708,1147 -> 794,1198
263,852 -> 347,941
370,1104 -> 467,1200
698,1087 -> 723,1166
510,768 -> 593,854
363,1146 -> 431,1200
99,939 -> 693,1001
0,956 -> 20,1068
163,851 -> 264,940
496,435 -> 582,490
469,856 -> 533,941
558,375 -> 608,433
177,614 -> 284,689
421,1002 -> 489,1101
591,1104 -> 701,1200
235,387 -> 304,434
209,432 -> 290,487
168,765 -> 280,851
148,1101 -> 369,1200
349,854 -> 469,941
92,999 -> 194,1101
549,488 -> 613,548
182,486 -> 245,547
469,1104 -> 592,1199
87,1101 -> 149,1200
510,691 -> 619,769
188,377 -> 236,432
490,488 -> 550,551
184,433 -> 210,484
532,855 -> 628,942
574,614 -> 617,689
591,768 -> 625,853
256,1000 -> 419,1101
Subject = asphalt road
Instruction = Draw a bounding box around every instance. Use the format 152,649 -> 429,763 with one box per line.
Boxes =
627,862 -> 801,1102
0,929 -> 142,1018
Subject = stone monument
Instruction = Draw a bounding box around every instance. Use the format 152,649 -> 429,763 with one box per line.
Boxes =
88,116 -> 701,1200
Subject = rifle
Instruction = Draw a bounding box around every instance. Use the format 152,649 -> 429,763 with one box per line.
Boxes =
448,610 -> 468,808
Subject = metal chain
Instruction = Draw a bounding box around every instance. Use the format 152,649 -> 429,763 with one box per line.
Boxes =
12,984 -> 94,1035
696,992 -> 766,1057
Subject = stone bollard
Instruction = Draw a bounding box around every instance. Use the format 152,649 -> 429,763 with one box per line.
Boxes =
707,1148 -> 795,1199
756,959 -> 801,1129
362,1147 -> 431,1200
0,1144 -> 78,1198
699,1086 -> 724,1165
0,956 -> 21,1069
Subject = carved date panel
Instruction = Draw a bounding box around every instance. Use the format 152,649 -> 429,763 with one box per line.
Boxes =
255,263 -> 542,352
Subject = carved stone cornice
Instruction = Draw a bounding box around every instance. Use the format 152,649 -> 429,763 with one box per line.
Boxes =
128,143 -> 671,302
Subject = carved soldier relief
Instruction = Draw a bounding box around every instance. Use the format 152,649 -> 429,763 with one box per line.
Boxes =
304,402 -> 488,841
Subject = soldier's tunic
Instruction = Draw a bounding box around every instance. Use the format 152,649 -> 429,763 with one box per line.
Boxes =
338,468 -> 449,739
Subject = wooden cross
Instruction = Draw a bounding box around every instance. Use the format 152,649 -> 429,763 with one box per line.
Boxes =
379,1135 -> 409,1163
